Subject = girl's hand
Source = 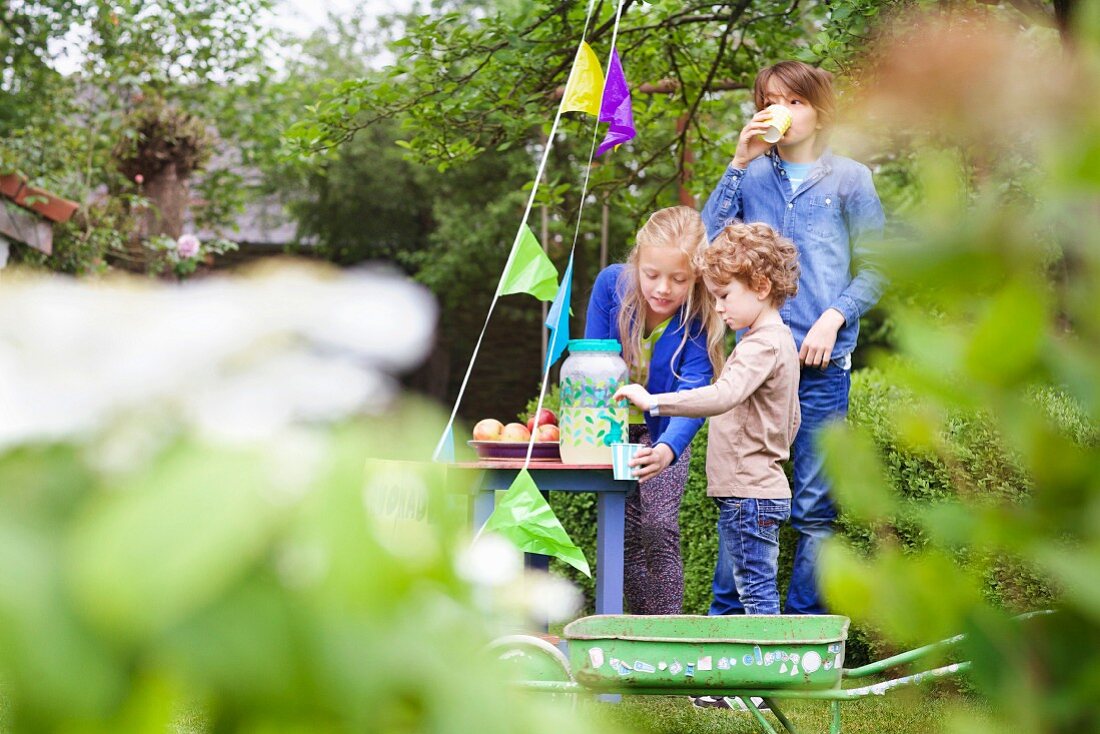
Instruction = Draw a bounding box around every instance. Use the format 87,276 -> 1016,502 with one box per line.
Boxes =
613,383 -> 654,411
731,110 -> 776,169
799,308 -> 846,367
630,443 -> 675,482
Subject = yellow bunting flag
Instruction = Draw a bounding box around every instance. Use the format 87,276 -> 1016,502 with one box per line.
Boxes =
561,41 -> 605,116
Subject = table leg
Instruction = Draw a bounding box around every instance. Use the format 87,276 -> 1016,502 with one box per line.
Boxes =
473,489 -> 495,529
595,489 -> 626,615
525,491 -> 551,572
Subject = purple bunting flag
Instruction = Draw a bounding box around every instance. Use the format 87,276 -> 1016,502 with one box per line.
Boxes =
596,49 -> 636,157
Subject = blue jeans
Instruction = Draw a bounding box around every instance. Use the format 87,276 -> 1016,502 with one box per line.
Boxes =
713,497 -> 790,615
710,362 -> 851,616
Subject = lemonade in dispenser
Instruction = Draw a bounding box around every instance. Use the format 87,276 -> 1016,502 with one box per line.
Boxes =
558,339 -> 628,465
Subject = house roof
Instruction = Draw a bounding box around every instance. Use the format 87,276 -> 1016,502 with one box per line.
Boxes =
0,173 -> 80,256
0,173 -> 80,223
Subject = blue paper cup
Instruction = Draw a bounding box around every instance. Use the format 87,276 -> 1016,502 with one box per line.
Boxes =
611,443 -> 643,481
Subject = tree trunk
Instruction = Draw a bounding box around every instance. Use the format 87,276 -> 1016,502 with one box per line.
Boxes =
118,164 -> 190,273
143,164 -> 189,240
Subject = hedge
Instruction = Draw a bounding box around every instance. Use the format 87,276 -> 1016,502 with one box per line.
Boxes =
528,365 -> 1076,664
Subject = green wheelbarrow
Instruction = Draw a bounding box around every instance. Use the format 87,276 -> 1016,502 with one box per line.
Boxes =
493,612 -> 1048,734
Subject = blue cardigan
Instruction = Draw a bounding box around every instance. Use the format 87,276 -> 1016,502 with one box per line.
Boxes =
584,264 -> 714,461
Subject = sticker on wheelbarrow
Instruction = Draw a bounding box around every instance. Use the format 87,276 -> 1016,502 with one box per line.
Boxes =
571,642 -> 845,689
612,660 -> 632,676
573,646 -> 850,686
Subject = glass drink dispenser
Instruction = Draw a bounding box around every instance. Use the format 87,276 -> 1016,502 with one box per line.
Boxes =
558,339 -> 628,465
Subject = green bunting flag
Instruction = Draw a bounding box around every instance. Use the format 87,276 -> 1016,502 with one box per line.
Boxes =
498,225 -> 559,302
482,468 -> 591,576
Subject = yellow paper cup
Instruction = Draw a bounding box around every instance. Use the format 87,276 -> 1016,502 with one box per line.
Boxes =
761,104 -> 793,144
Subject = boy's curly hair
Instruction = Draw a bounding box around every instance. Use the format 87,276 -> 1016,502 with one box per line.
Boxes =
694,222 -> 800,307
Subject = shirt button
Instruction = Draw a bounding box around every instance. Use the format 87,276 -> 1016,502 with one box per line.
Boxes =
788,203 -> 793,209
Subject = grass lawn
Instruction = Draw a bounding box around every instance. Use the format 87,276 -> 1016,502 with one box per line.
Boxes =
58,682 -> 985,733
165,688 -> 984,733
581,686 -> 987,734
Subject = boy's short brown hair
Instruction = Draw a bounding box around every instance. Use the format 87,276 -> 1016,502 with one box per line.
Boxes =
695,222 -> 800,307
754,60 -> 836,131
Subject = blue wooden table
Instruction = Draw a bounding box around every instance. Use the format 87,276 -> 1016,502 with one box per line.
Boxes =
450,460 -> 635,615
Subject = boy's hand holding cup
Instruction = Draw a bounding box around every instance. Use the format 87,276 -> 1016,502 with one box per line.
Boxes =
760,104 -> 793,143
732,105 -> 792,169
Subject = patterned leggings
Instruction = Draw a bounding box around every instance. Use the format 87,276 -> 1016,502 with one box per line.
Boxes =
624,424 -> 691,615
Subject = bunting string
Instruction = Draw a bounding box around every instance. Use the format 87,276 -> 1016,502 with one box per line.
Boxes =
432,0 -> 606,462
448,0 -> 631,577
521,0 -> 629,470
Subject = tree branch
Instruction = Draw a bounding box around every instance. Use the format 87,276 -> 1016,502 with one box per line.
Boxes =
672,0 -> 753,183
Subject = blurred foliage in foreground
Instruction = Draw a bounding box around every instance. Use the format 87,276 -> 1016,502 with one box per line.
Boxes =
0,264 -> 612,734
817,8 -> 1100,733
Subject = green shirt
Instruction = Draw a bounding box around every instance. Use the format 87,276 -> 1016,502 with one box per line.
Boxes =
629,317 -> 672,424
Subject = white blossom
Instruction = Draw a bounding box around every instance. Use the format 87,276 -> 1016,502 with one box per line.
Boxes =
0,263 -> 436,448
176,234 -> 201,258
457,533 -> 524,587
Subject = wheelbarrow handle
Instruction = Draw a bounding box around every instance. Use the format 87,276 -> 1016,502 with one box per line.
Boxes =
517,662 -> 970,699
842,635 -> 964,679
842,609 -> 1054,680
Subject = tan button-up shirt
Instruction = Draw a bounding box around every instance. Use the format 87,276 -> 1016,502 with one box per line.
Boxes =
653,323 -> 800,498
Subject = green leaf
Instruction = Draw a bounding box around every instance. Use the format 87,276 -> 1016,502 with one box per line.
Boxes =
821,423 -> 897,524
67,443 -> 287,641
964,279 -> 1048,386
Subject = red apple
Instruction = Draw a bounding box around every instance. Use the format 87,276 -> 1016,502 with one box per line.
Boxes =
526,408 -> 558,433
500,422 -> 532,442
534,424 -> 560,442
472,418 -> 504,441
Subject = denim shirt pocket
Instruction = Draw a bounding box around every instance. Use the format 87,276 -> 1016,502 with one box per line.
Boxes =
804,194 -> 844,239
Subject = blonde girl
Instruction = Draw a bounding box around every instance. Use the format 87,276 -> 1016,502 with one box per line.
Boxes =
584,205 -> 724,614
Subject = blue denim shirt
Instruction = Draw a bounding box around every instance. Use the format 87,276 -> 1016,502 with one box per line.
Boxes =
701,151 -> 885,360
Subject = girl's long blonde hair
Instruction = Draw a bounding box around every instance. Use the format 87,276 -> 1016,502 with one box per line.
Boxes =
615,206 -> 726,381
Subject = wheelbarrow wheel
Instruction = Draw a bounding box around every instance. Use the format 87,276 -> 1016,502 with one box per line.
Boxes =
486,635 -> 576,706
